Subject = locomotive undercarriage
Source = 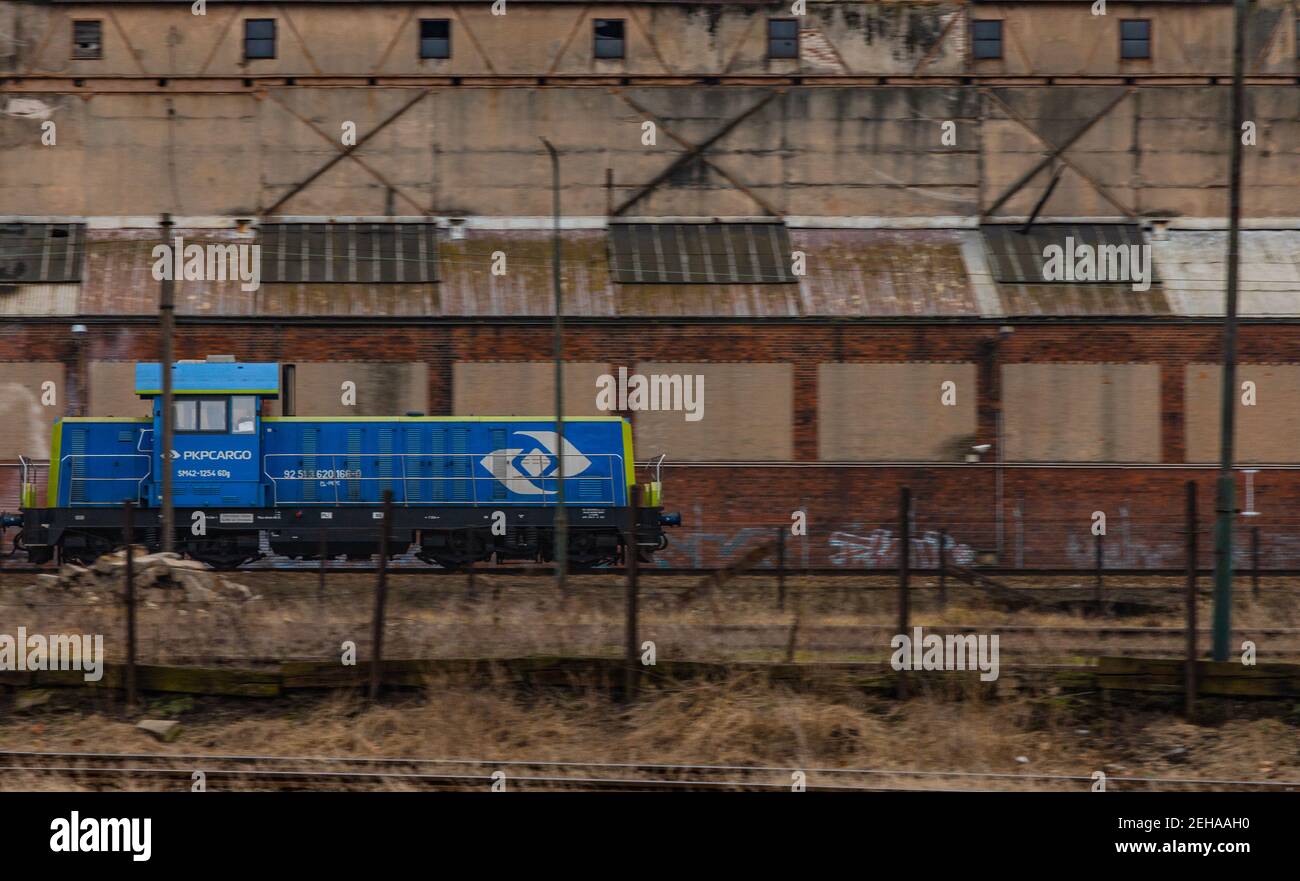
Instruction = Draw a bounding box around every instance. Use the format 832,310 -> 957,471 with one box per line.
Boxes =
10,505 -> 670,571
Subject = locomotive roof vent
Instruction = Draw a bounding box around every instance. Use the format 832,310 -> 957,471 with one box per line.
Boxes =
207,354 -> 237,362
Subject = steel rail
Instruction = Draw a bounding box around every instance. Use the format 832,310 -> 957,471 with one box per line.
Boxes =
0,751 -> 1292,792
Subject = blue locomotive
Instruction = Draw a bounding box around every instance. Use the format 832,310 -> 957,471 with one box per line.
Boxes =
3,358 -> 678,569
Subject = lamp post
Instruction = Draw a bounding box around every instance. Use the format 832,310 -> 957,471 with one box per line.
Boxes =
540,137 -> 566,592
1212,0 -> 1248,661
159,213 -> 175,554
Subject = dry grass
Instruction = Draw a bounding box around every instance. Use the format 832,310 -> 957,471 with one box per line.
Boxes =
1,571 -> 1297,666
1,673 -> 1297,791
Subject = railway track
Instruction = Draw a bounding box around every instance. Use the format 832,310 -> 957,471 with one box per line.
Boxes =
0,750 -> 1293,792
4,562 -> 1300,578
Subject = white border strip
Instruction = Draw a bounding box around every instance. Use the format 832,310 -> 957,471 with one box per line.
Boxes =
7,216 -> 1300,231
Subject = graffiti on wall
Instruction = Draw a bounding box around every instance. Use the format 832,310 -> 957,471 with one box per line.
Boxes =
828,528 -> 975,569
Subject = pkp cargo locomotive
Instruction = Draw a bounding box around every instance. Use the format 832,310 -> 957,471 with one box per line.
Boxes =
1,359 -> 678,569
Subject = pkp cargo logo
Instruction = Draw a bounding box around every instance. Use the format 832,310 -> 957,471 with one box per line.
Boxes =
169,449 -> 253,461
480,431 -> 592,495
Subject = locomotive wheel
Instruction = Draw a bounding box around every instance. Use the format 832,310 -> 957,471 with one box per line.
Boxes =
419,528 -> 489,570
185,533 -> 261,570
186,552 -> 249,571
59,530 -> 120,567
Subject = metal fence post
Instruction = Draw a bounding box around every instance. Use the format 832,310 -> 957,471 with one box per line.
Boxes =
318,528 -> 327,604
776,526 -> 786,611
1094,531 -> 1104,613
1185,481 -> 1198,721
1251,525 -> 1260,598
897,487 -> 911,699
369,490 -> 392,701
123,502 -> 137,709
624,484 -> 641,703
938,528 -> 948,611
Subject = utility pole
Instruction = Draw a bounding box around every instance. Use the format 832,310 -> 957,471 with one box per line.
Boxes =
159,213 -> 175,554
1212,0 -> 1248,661
540,137 -> 567,591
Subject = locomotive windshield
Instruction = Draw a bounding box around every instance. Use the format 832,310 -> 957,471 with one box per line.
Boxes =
175,398 -> 228,433
232,396 -> 257,434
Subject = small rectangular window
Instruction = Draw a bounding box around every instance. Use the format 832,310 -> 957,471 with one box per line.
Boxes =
231,397 -> 257,434
175,399 -> 229,433
419,19 -> 450,59
768,19 -> 799,59
594,19 -> 625,60
72,21 -> 102,60
199,399 -> 228,432
175,400 -> 198,433
972,20 -> 1003,60
1120,19 -> 1150,60
244,19 -> 276,60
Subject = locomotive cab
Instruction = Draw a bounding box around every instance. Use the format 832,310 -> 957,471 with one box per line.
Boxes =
135,359 -> 278,509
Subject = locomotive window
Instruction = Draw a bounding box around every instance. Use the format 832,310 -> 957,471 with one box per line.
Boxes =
175,398 -> 229,433
199,399 -> 228,432
232,396 -> 257,434
174,400 -> 198,432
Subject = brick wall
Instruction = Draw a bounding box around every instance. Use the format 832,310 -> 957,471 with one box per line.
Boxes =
5,320 -> 1300,567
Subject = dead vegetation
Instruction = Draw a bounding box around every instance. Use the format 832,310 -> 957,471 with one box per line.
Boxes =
1,673 -> 1296,791
0,569 -> 1297,666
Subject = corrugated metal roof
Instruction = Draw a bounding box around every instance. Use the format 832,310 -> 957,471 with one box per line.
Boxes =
260,223 -> 440,284
70,227 -> 979,318
0,223 -> 86,283
1153,230 -> 1300,318
980,222 -> 1170,317
0,284 -> 78,316
79,229 -> 250,316
981,222 -> 1156,285
608,223 -> 796,285
35,225 -> 1300,319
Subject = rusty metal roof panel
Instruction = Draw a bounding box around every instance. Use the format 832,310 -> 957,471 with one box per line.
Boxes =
69,226 -> 982,319
793,229 -> 978,317
995,283 -> 1173,317
79,228 -> 251,316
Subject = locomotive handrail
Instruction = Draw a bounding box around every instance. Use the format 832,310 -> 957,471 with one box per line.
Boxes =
262,452 -> 625,507
60,453 -> 152,506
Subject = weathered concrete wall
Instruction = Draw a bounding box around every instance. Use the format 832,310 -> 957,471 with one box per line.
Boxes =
2,3 -> 964,78
6,2 -> 1294,78
3,83 -> 1297,217
1184,363 -> 1300,463
632,361 -> 792,460
1002,362 -> 1162,462
266,361 -> 427,416
87,360 -> 151,417
817,362 -> 977,460
0,361 -> 63,459
2,2 -> 1297,218
453,361 -> 612,416
971,2 -> 1299,76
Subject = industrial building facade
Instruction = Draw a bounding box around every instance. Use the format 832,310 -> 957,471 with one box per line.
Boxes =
3,0 -> 1300,567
